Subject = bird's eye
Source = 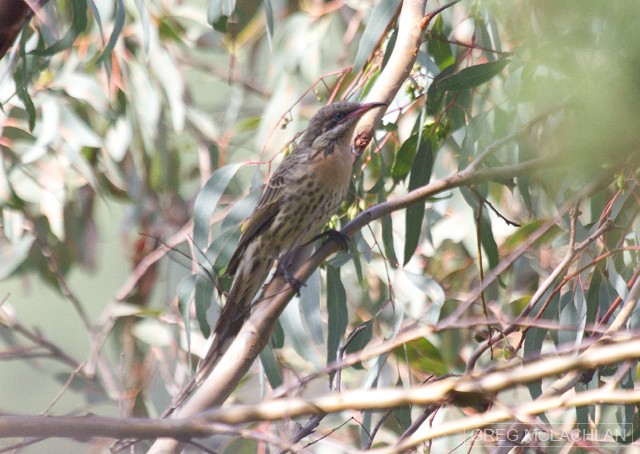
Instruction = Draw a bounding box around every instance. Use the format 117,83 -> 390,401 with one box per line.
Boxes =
334,112 -> 344,121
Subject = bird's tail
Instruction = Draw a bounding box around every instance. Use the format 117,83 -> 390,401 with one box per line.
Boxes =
197,255 -> 274,375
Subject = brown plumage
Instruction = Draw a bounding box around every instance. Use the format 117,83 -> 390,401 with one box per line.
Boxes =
201,101 -> 385,373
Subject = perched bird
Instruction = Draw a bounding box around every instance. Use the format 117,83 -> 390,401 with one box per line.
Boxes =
207,101 -> 386,365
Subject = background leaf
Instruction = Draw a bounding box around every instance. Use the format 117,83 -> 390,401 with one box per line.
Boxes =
353,0 -> 401,72
193,163 -> 243,249
435,59 -> 511,92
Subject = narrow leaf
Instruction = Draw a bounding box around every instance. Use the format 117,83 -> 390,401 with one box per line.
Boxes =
435,59 -> 510,92
134,0 -> 150,55
193,163 -> 242,249
300,270 -> 323,345
393,337 -> 448,375
18,87 -> 36,131
381,27 -> 397,70
427,16 -> 453,70
426,64 -> 456,116
479,211 -> 499,270
260,345 -> 283,389
194,272 -> 214,337
391,133 -> 419,183
263,0 -> 274,49
326,266 -> 348,381
177,274 -> 197,357
394,377 -> 412,431
96,0 -> 125,63
353,0 -> 400,72
403,139 -> 433,265
31,0 -> 88,56
344,321 -> 373,370
380,206 -> 398,266
208,0 -> 236,30
280,299 -> 322,368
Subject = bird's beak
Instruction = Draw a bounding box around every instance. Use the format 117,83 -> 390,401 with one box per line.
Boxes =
347,102 -> 388,120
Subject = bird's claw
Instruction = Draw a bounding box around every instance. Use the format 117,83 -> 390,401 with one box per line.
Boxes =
302,229 -> 351,251
321,229 -> 351,251
276,258 -> 305,296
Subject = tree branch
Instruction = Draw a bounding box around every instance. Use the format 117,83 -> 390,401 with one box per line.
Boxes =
2,334 -> 640,445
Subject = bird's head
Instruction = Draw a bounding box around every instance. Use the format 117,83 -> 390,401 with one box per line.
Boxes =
304,102 -> 386,152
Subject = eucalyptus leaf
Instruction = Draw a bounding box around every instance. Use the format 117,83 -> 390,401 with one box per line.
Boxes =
300,270 -> 323,345
193,163 -> 243,249
177,274 -> 197,357
403,138 -> 433,265
326,265 -> 348,382
353,0 -> 401,72
280,299 -> 322,368
435,59 -> 511,92
260,345 -> 283,389
263,0 -> 274,48
194,272 -> 215,337
0,232 -> 35,279
96,0 -> 125,63
30,0 -> 88,56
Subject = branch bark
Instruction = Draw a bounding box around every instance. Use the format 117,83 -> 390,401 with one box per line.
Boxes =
3,334 -> 640,445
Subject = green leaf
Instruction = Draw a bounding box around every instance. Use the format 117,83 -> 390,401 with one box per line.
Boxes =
17,86 -> 36,132
204,227 -> 239,274
280,299 -> 322,368
380,205 -> 398,266
134,0 -> 150,55
177,274 -> 197,358
523,289 -> 557,424
96,0 -> 125,63
344,320 -> 373,369
263,0 -> 274,48
300,270 -> 323,345
479,210 -> 499,270
393,377 -> 412,431
427,16 -> 453,70
426,64 -> 456,116
353,0 -> 401,72
208,0 -> 236,30
194,272 -> 214,338
352,231 -> 367,287
558,291 -> 579,346
503,220 -> 561,251
87,0 -> 105,46
132,319 -> 173,347
381,27 -> 397,70
391,133 -> 419,183
408,274 -> 445,324
260,345 -> 283,389
403,138 -> 433,265
393,337 -> 448,375
270,319 -> 284,349
31,0 -> 88,56
193,163 -> 243,249
360,409 -> 373,448
435,59 -> 511,92
574,382 -> 590,440
376,171 -> 398,265
0,232 -> 35,279
326,265 -> 348,383
619,370 -> 636,441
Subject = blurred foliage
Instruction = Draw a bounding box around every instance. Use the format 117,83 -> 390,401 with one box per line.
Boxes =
1,0 -> 640,452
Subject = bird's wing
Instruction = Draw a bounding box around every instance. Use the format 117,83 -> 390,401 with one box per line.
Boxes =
226,165 -> 289,276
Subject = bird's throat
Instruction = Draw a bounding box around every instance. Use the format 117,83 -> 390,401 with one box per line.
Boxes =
308,142 -> 354,191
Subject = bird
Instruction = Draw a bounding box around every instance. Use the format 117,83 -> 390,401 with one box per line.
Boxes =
203,101 -> 386,370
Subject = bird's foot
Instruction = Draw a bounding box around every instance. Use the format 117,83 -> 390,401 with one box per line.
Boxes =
275,257 -> 305,296
314,229 -> 351,251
